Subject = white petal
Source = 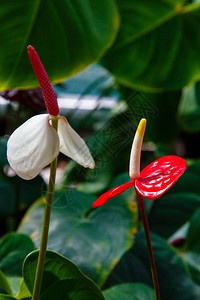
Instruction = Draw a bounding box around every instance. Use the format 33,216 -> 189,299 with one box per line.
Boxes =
7,114 -> 59,180
129,118 -> 146,179
58,117 -> 95,169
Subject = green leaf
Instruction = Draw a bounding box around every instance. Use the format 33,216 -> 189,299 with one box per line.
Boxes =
0,0 -> 119,90
0,296 -> 16,300
148,192 -> 200,238
18,175 -> 137,286
180,209 -> 200,286
184,208 -> 200,252
102,1 -> 200,91
15,278 -> 31,299
0,233 -> 35,277
178,82 -> 200,132
105,231 -> 200,299
23,250 -> 104,300
103,283 -> 155,300
6,277 -> 22,299
0,270 -> 12,295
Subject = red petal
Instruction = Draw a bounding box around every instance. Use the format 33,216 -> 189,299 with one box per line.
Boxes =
92,180 -> 135,208
135,155 -> 187,199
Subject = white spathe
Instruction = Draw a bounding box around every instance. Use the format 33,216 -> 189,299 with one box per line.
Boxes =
58,117 -> 95,169
7,114 -> 95,180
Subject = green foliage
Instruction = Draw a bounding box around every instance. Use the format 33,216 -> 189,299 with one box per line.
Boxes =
178,82 -> 200,132
23,250 -> 104,300
148,160 -> 200,238
0,233 -> 35,277
18,176 -> 137,286
0,296 -> 16,300
2,0 -> 200,299
102,0 -> 200,91
0,0 -> 119,90
105,231 -> 200,299
103,283 -> 155,300
0,271 -> 12,295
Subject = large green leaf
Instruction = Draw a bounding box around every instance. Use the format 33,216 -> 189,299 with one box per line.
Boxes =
102,0 -> 200,91
18,175 -> 137,286
148,192 -> 200,238
103,283 -> 155,300
0,233 -> 35,277
105,231 -> 200,299
0,0 -> 119,90
23,250 -> 104,300
178,81 -> 200,132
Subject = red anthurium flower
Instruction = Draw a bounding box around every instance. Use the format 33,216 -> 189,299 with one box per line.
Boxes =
93,119 -> 186,208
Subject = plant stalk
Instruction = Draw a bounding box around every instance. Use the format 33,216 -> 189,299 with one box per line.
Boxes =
32,118 -> 58,300
136,191 -> 160,300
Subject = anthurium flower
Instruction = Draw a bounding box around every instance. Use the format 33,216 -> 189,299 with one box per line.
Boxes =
93,119 -> 186,208
7,46 -> 95,180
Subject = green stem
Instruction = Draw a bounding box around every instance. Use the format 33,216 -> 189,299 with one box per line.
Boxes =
32,118 -> 58,300
136,191 -> 160,300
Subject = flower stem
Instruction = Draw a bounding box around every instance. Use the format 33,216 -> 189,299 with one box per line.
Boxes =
32,118 -> 58,300
136,191 -> 160,300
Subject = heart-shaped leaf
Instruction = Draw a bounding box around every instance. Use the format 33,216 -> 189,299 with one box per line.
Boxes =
18,175 -> 137,286
23,250 -> 104,300
0,0 -> 119,90
135,156 -> 187,199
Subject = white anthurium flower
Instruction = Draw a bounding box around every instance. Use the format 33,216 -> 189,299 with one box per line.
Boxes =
7,46 -> 95,180
7,114 -> 95,180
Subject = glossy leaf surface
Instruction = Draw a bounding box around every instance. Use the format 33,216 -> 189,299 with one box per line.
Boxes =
23,250 -> 104,300
105,231 -> 200,299
135,156 -> 187,199
102,0 -> 200,91
0,0 -> 119,90
19,176 -> 137,286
